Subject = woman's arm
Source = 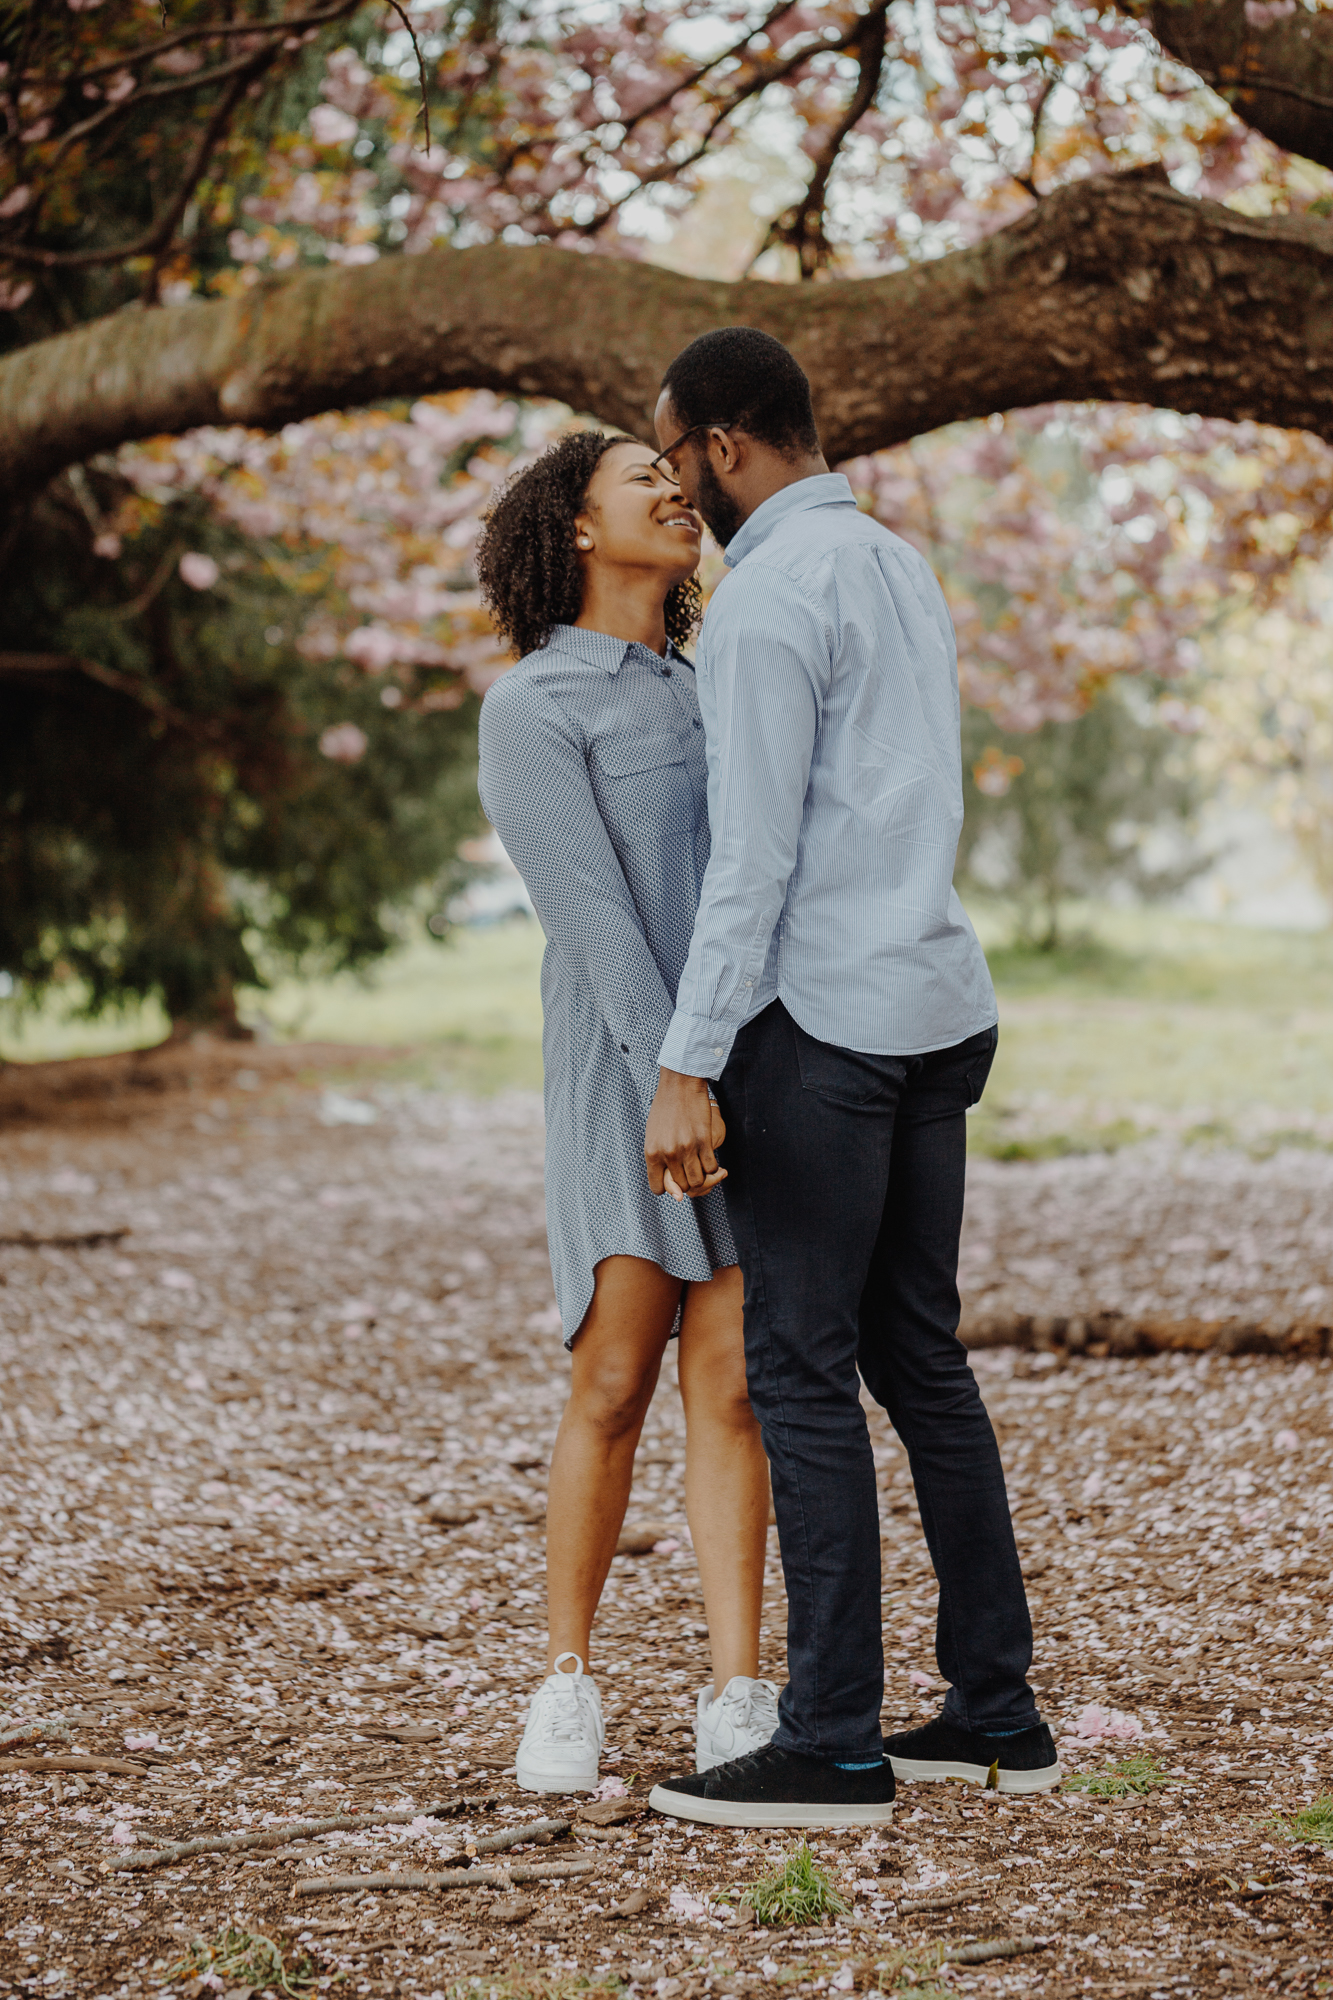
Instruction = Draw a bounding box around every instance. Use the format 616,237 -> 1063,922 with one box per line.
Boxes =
479,674 -> 677,1116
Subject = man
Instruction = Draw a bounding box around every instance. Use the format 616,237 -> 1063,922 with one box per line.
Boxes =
643,327 -> 1058,1829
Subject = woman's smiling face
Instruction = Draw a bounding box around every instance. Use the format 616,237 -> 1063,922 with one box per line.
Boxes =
575,440 -> 702,589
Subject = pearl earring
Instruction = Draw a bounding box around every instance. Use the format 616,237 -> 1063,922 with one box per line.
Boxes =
577,537 -> 591,549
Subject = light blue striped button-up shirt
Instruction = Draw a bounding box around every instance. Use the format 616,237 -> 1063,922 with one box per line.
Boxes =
657,473 -> 997,1079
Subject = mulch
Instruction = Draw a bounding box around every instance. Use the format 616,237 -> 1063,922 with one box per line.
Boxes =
0,1044 -> 1329,1999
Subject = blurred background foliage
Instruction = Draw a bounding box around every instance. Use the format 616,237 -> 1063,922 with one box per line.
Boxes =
2,0 -> 1332,1042
957,691 -> 1203,951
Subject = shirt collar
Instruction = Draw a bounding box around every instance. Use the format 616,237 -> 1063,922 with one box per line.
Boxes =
548,624 -> 684,676
722,472 -> 857,570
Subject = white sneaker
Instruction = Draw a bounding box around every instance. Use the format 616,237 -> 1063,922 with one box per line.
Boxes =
515,1651 -> 604,1794
695,1675 -> 780,1773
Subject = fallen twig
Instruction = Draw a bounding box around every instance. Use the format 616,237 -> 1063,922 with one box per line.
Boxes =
0,1228 -> 129,1249
900,1880 -> 995,1913
0,1720 -> 73,1752
944,1936 -> 1050,1966
294,1858 -> 596,1897
107,1799 -> 465,1873
1,1755 -> 145,1776
441,1817 -> 570,1865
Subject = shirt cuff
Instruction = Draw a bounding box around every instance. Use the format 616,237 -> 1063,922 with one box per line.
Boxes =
658,1011 -> 736,1081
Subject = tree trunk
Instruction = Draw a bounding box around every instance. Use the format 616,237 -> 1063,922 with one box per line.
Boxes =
166,975 -> 255,1043
1149,0 -> 1333,172
2,167 -> 1332,501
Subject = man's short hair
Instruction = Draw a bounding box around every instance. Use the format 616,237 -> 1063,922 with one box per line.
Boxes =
661,327 -> 820,457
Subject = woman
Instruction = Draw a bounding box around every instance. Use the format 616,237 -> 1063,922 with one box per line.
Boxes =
475,432 -> 775,1794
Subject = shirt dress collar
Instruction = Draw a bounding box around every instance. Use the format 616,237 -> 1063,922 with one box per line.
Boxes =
548,624 -> 686,677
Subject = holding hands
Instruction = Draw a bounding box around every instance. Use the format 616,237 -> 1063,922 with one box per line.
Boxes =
646,1069 -> 728,1201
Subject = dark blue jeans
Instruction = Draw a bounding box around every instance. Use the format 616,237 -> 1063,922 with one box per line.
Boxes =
715,1000 -> 1037,1763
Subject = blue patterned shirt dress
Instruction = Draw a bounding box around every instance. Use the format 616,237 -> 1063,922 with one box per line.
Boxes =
477,624 -> 737,1346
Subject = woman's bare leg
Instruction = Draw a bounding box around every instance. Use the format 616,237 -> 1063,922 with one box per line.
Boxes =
678,1265 -> 769,1691
545,1254 -> 681,1673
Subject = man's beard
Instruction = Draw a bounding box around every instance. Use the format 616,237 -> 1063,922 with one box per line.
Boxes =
692,455 -> 745,549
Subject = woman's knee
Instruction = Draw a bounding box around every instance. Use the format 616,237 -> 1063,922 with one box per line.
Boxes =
569,1357 -> 655,1440
687,1352 -> 759,1435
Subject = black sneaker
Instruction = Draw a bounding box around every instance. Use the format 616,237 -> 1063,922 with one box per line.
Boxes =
649,1741 -> 896,1828
883,1716 -> 1060,1794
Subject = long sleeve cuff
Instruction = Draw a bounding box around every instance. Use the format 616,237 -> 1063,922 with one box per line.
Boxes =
657,1010 -> 738,1082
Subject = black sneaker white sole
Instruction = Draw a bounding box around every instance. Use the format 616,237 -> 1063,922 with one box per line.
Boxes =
886,1753 -> 1060,1794
883,1717 -> 1061,1794
648,1782 -> 895,1829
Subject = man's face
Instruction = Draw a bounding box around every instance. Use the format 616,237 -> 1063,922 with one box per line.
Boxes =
653,391 -> 745,549
688,454 -> 745,550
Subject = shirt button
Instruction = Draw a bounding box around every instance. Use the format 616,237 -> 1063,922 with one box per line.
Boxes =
620,1043 -> 629,1053
662,667 -> 672,677
744,980 -> 754,988
713,1046 -> 724,1058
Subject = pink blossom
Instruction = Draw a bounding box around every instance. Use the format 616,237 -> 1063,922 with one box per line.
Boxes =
652,1537 -> 680,1555
1244,0 -> 1296,23
178,552 -> 219,591
344,624 -> 405,672
1068,1703 -> 1143,1743
124,1731 -> 161,1752
669,1885 -> 708,1920
318,723 -> 369,765
592,1774 -> 628,1799
110,1823 -> 136,1845
909,1669 -> 934,1688
310,103 -> 359,146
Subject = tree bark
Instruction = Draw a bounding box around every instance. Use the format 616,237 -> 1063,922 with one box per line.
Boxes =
1149,0 -> 1333,171
2,166 -> 1332,496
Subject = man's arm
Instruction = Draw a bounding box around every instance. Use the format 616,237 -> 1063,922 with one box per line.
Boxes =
645,564 -> 828,1197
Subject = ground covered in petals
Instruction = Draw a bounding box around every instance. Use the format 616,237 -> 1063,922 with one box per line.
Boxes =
1,1047 -> 1330,2000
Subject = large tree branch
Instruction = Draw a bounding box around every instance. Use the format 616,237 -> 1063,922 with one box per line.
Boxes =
1148,0 -> 1333,169
2,166 -> 1332,501
770,0 -> 892,277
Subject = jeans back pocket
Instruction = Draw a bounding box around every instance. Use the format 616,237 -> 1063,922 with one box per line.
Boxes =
791,1018 -> 905,1107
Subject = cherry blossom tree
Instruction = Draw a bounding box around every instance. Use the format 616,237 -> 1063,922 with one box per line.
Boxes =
3,0 -> 1333,494
5,0 -> 1333,1022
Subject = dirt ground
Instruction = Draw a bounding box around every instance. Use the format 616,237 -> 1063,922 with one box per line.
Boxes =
1,1043 -> 1330,2000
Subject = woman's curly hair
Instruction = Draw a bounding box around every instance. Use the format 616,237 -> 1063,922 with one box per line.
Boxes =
476,430 -> 702,660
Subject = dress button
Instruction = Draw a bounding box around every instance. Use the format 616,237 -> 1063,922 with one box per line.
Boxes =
620,1043 -> 629,1053
662,667 -> 673,678
693,720 -> 702,730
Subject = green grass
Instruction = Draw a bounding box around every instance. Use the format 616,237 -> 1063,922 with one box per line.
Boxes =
869,1943 -> 958,1998
742,1842 -> 848,1926
163,1924 -> 316,1995
1063,1752 -> 1179,1799
4,902 -> 1331,1130
1271,1795 -> 1333,1847
0,920 -> 547,1093
444,1974 -> 625,2000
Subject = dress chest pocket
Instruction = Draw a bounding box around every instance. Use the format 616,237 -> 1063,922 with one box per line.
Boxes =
591,731 -> 688,778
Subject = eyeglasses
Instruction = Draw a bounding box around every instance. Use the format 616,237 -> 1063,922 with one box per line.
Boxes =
649,420 -> 735,475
